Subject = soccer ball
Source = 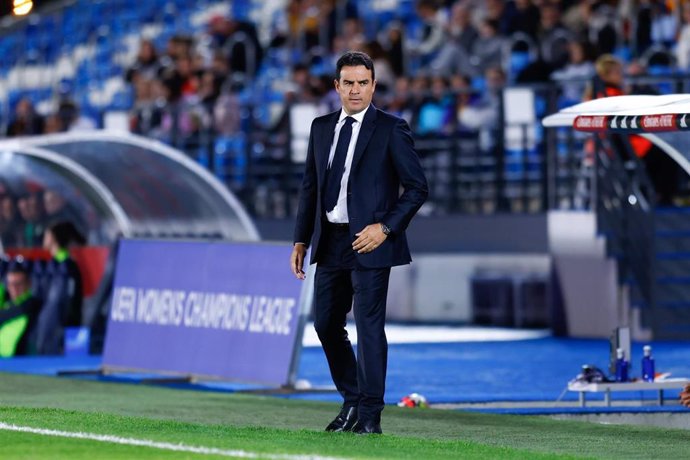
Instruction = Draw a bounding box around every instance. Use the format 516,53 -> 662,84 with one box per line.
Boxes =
397,393 -> 429,408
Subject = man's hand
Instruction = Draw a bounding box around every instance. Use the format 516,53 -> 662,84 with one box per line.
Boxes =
290,243 -> 307,280
353,223 -> 387,254
681,384 -> 690,407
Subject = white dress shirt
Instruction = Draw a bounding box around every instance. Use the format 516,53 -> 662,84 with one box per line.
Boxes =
326,106 -> 369,223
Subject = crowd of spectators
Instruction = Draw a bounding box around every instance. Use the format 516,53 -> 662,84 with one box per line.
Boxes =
0,186 -> 86,249
107,0 -> 690,154
1,0 -> 686,151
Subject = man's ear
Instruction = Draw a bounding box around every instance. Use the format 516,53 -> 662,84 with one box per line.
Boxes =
334,79 -> 340,91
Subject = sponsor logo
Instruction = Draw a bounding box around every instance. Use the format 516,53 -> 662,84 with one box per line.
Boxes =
640,114 -> 675,131
574,115 -> 608,131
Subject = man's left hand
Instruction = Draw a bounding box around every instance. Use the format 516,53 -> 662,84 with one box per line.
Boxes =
353,223 -> 387,254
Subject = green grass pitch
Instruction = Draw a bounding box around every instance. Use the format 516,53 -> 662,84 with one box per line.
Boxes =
0,372 -> 687,459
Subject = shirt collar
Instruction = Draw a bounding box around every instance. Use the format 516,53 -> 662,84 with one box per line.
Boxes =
339,105 -> 369,125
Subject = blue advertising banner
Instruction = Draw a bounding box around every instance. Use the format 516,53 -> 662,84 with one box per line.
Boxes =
102,239 -> 305,385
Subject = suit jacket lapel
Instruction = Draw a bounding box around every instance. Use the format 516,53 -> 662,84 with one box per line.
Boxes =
318,111 -> 340,187
350,105 -> 377,172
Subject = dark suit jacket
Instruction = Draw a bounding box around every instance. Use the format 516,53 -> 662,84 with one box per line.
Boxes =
294,105 -> 428,268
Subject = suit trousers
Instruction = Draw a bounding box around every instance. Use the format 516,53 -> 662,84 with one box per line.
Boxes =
314,222 -> 391,423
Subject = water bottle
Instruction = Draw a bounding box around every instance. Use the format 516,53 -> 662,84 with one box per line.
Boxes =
615,348 -> 629,382
641,345 -> 655,382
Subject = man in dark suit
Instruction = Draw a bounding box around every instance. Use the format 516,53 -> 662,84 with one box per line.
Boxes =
290,51 -> 428,434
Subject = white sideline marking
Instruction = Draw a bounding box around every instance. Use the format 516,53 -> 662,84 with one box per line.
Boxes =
0,422 -> 345,460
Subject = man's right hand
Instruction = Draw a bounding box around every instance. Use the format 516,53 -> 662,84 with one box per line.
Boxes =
290,243 -> 307,280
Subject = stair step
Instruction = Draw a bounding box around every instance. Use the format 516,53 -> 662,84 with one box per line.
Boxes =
654,208 -> 690,231
656,258 -> 690,277
656,236 -> 690,253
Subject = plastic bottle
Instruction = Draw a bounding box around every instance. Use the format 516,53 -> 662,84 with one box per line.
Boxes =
615,348 -> 629,382
641,345 -> 655,382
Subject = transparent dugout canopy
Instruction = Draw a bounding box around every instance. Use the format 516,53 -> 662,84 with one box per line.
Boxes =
0,132 -> 259,246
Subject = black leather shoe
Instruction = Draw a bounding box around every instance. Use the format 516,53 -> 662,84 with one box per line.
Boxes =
352,419 -> 382,435
325,406 -> 358,432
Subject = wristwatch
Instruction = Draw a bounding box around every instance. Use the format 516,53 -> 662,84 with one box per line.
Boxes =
380,223 -> 391,236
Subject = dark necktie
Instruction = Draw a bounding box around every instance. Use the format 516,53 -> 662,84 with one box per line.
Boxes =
324,116 -> 355,213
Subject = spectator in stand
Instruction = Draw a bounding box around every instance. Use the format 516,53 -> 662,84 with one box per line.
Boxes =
635,0 -> 657,56
450,2 -> 479,55
162,54 -> 199,103
341,17 -> 367,51
471,19 -> 505,75
507,0 -> 540,38
16,192 -> 46,248
286,63 -> 320,104
551,40 -> 595,105
537,3 -> 572,69
57,99 -> 97,132
198,70 -> 223,118
213,81 -> 243,137
43,114 -> 63,134
286,0 -> 321,53
364,41 -> 395,92
382,76 -> 414,123
457,66 -> 506,151
0,260 -> 42,357
430,2 -> 475,77
482,0 -> 513,35
158,35 -> 194,75
207,13 -> 263,77
416,76 -> 455,136
6,98 -> 44,137
382,23 -> 405,77
43,190 -> 86,237
125,39 -> 162,83
676,2 -> 690,70
0,195 -> 22,248
130,78 -> 165,137
406,0 -> 447,66
450,73 -> 477,109
35,221 -> 85,355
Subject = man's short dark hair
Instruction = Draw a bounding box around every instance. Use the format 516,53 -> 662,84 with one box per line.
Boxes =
7,257 -> 31,277
336,51 -> 375,81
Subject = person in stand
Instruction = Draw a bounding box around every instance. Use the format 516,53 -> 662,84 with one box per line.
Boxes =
290,51 -> 428,435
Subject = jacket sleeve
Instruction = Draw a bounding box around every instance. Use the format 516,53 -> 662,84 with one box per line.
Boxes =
382,118 -> 429,234
293,120 -> 318,246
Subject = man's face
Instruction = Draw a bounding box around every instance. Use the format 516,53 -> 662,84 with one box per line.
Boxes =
44,191 -> 65,215
6,272 -> 30,301
334,65 -> 376,115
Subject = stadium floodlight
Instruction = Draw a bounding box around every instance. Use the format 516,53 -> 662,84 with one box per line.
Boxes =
13,0 -> 33,16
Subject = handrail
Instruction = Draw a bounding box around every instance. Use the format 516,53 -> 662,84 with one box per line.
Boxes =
594,132 -> 656,312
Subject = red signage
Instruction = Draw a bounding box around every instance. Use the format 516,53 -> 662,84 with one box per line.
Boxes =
640,114 -> 676,131
574,115 -> 608,132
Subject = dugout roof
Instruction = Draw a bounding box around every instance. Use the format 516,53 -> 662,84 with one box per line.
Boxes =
543,94 -> 690,176
0,132 -> 259,245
